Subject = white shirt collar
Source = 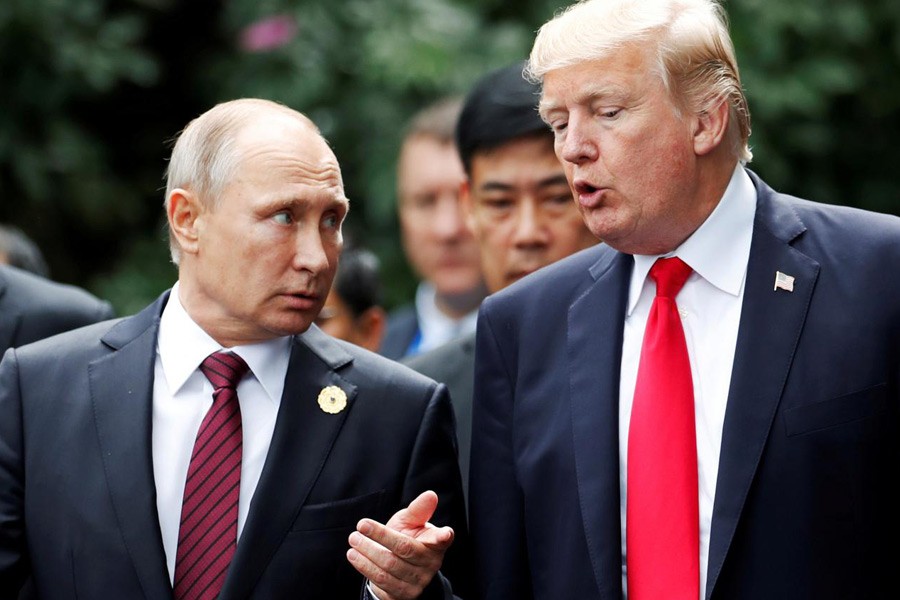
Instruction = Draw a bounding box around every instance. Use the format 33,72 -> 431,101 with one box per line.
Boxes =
627,165 -> 757,315
157,282 -> 292,404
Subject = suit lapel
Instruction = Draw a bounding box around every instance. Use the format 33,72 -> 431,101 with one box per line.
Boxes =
568,250 -> 631,600
705,176 -> 819,598
221,327 -> 356,599
0,271 -> 21,353
90,293 -> 174,600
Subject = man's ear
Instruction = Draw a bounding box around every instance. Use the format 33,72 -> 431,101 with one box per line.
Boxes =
167,188 -> 204,257
693,98 -> 730,156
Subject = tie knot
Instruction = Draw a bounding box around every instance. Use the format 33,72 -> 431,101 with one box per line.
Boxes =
199,351 -> 250,391
650,257 -> 692,299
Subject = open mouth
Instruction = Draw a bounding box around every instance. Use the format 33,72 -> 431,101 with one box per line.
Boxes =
574,180 -> 599,195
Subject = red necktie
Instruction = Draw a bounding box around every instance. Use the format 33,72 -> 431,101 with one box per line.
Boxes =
173,351 -> 249,600
627,257 -> 699,600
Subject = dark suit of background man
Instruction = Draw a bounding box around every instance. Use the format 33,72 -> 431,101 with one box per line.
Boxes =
0,224 -> 51,278
469,0 -> 900,598
0,263 -> 114,356
405,61 -> 597,502
0,98 -> 470,600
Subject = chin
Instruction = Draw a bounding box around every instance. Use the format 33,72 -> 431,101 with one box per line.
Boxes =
268,316 -> 316,338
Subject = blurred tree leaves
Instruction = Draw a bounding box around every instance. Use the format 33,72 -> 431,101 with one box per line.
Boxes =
1,0 -> 898,315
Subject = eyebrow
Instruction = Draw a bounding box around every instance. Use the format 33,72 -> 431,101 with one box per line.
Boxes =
262,194 -> 349,213
539,83 -> 631,117
478,174 -> 570,193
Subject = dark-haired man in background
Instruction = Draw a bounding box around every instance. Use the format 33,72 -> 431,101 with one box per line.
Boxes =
406,62 -> 597,501
316,247 -> 387,352
1,222 -> 114,357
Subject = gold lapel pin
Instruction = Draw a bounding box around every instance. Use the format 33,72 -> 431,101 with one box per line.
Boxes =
317,385 -> 348,414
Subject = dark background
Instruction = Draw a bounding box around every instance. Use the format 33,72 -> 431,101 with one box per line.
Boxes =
1,0 -> 898,315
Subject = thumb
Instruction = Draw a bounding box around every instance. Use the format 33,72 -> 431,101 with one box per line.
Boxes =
389,490 -> 438,530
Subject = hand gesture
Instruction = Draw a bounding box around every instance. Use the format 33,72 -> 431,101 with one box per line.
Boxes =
346,490 -> 453,600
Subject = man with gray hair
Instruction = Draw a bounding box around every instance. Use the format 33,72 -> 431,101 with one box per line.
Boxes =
469,1 -> 900,599
0,98 -> 470,600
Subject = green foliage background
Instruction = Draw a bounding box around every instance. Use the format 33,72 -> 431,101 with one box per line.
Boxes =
1,0 -> 898,316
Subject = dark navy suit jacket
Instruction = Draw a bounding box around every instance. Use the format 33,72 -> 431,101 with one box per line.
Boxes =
0,292 -> 471,599
469,172 -> 900,599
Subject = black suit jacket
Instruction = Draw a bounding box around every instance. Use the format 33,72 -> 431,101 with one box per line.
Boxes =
0,292 -> 470,599
0,264 -> 114,355
380,304 -> 419,360
404,333 -> 475,504
469,172 -> 900,599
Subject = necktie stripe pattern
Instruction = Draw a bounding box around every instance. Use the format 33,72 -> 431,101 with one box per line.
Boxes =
174,351 -> 249,600
627,257 -> 699,600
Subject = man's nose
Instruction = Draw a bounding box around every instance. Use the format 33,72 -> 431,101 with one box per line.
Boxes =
557,117 -> 598,165
433,194 -> 468,240
293,230 -> 332,273
512,199 -> 549,248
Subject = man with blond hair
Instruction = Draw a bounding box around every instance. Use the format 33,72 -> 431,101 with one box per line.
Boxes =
0,98 -> 470,600
469,1 -> 900,599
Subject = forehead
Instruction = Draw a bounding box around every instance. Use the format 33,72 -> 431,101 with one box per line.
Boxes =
397,136 -> 464,194
538,45 -> 656,114
398,136 -> 460,173
232,115 -> 347,202
470,135 -> 563,183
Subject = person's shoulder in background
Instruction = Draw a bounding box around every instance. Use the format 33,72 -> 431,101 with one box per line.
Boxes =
0,263 -> 115,352
379,303 -> 419,360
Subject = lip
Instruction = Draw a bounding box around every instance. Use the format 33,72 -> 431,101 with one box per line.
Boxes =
573,178 -> 606,209
508,267 -> 538,282
280,292 -> 321,310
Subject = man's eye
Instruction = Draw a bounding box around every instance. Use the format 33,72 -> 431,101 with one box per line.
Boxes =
549,193 -> 574,205
323,214 -> 340,229
408,195 -> 437,211
273,212 -> 293,225
484,198 -> 514,211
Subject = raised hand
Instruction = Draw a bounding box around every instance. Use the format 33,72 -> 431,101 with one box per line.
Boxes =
347,490 -> 454,600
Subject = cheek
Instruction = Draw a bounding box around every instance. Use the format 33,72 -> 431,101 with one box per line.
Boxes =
482,221 -> 513,252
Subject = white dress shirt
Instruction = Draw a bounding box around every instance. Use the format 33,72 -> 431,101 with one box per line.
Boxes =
619,165 -> 757,599
414,281 -> 479,354
153,283 -> 291,583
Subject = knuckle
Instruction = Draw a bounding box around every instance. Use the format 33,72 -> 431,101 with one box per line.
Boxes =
383,554 -> 400,572
372,569 -> 390,586
394,538 -> 414,559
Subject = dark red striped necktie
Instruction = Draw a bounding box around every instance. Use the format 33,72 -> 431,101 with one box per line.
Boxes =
173,351 -> 249,600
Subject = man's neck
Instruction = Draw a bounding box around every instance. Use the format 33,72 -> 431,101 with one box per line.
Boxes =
434,282 -> 487,320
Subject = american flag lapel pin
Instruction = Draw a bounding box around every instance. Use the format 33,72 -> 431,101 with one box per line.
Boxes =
774,271 -> 795,292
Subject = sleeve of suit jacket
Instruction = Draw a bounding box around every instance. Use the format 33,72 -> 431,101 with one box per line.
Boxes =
468,302 -> 534,600
398,381 -> 473,600
0,350 -> 30,595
